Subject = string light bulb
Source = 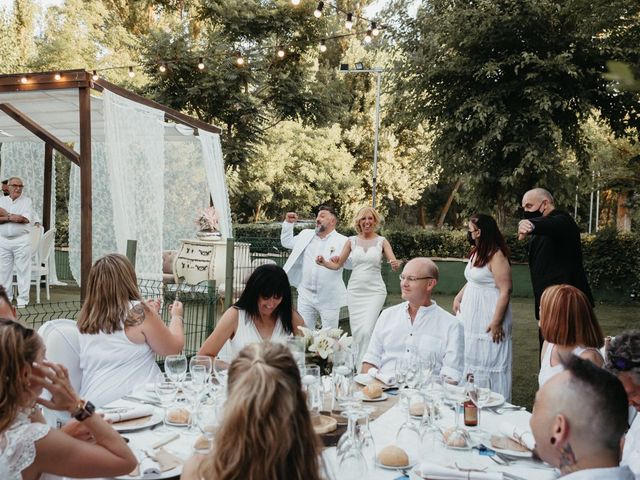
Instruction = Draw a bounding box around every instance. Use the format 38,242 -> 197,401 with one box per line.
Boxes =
92,70 -> 99,81
277,47 -> 285,58
128,66 -> 135,78
159,63 -> 167,73
345,12 -> 353,30
314,1 -> 324,18
236,53 -> 245,66
20,75 -> 27,84
319,40 -> 327,52
364,29 -> 372,43
371,22 -> 380,36
291,0 -> 300,4
54,72 -> 61,80
197,57 -> 205,70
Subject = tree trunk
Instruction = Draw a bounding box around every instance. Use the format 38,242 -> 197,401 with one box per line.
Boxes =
616,191 -> 632,232
437,178 -> 462,228
419,205 -> 427,229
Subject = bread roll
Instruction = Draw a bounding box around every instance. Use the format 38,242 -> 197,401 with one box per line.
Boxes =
443,427 -> 469,448
377,445 -> 409,467
363,384 -> 383,399
166,407 -> 190,424
409,401 -> 425,416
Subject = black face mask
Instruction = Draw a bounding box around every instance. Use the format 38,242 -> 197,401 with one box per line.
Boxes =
466,231 -> 476,246
522,202 -> 545,220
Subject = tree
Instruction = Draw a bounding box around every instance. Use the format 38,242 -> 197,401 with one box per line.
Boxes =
386,0 -> 640,227
227,120 -> 364,222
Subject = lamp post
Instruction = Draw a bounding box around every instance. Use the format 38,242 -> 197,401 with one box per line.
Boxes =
338,64 -> 384,208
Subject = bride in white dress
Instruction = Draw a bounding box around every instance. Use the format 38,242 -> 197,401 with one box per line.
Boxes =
316,207 -> 400,363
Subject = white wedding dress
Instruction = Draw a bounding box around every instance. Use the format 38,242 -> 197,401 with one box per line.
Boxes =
347,236 -> 387,363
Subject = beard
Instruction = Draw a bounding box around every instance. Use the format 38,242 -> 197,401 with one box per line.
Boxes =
315,224 -> 326,234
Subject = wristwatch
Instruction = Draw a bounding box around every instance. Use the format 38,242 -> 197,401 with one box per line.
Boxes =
71,399 -> 95,422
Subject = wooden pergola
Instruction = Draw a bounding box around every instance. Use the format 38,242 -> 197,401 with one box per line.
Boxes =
0,69 -> 222,298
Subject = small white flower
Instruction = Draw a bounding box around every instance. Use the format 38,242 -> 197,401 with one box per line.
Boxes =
337,332 -> 353,350
327,328 -> 343,339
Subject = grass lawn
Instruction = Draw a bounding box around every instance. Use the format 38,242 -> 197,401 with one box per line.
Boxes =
370,293 -> 639,410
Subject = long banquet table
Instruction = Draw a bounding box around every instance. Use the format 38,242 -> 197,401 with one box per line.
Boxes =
66,389 -> 558,480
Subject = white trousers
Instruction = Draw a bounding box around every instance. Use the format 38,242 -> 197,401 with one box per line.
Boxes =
0,234 -> 31,305
297,288 -> 341,330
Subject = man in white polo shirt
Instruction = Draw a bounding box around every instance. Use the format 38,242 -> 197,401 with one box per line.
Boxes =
0,177 -> 34,307
362,257 -> 464,383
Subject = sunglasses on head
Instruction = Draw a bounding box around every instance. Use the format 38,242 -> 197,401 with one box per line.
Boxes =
0,318 -> 34,339
609,354 -> 640,372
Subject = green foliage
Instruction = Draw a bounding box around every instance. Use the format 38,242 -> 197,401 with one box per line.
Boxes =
385,0 -> 640,225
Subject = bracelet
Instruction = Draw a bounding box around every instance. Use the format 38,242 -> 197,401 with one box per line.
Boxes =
171,315 -> 184,321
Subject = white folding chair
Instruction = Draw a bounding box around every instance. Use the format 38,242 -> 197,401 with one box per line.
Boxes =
33,228 -> 56,303
37,319 -> 82,427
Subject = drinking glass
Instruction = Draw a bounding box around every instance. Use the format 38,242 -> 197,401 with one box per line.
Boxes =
359,405 -> 376,472
333,350 -> 356,408
285,336 -> 306,372
337,407 -> 367,476
396,389 -> 422,459
195,398 -> 220,454
469,374 -> 492,429
394,357 -> 408,389
154,372 -> 178,433
164,354 -> 187,383
302,365 -> 322,414
190,355 -> 213,379
419,352 -> 436,389
212,357 -> 229,389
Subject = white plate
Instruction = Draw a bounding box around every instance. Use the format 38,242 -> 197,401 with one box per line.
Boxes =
355,391 -> 389,402
354,373 -> 374,386
112,408 -> 163,432
492,445 -> 533,458
443,385 -> 505,408
375,459 -> 416,471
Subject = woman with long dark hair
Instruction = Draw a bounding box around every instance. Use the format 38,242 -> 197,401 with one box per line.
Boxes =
453,213 -> 513,400
198,264 -> 304,360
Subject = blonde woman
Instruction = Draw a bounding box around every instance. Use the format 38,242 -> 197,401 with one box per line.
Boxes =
182,342 -> 326,480
77,254 -> 185,406
0,319 -> 137,479
316,206 -> 400,363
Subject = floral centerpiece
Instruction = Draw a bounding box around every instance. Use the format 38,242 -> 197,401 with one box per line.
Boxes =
298,326 -> 353,375
195,206 -> 221,239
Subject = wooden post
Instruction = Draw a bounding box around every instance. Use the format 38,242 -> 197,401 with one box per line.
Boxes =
126,240 -> 137,269
224,237 -> 234,310
42,144 -> 52,231
79,87 -> 92,299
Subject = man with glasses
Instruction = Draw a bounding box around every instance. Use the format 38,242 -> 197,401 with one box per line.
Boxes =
361,257 -> 463,383
0,176 -> 34,307
606,330 -> 640,479
281,205 -> 349,329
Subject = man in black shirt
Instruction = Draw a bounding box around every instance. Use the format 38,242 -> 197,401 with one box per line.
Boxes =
518,188 -> 593,349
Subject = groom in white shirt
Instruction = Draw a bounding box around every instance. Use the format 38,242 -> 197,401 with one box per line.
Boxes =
281,205 -> 348,330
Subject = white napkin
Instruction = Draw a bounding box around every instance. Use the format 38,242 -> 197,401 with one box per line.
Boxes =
417,461 -> 503,480
139,457 -> 161,477
498,420 -> 535,450
368,367 -> 396,386
103,406 -> 155,423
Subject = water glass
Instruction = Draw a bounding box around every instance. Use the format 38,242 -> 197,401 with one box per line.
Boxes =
154,372 -> 177,433
333,350 -> 356,407
285,336 -> 306,371
190,355 -> 213,378
195,399 -> 220,453
213,357 -> 229,389
302,365 -> 322,414
164,354 -> 187,383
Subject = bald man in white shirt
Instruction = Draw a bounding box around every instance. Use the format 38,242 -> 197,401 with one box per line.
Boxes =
361,257 -> 464,383
0,177 -> 34,307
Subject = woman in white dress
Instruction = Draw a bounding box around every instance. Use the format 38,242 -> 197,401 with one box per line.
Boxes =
198,264 -> 305,360
454,213 -> 513,400
538,284 -> 604,387
77,254 -> 185,406
316,206 -> 400,363
0,318 -> 136,480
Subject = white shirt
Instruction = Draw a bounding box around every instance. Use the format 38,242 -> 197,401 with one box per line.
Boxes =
561,466 -> 635,479
300,230 -> 339,294
362,300 -> 464,382
623,412 -> 640,479
0,195 -> 33,238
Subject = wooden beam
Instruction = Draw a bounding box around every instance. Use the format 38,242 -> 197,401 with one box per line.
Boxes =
93,78 -> 222,134
43,144 -> 53,231
79,86 -> 92,300
0,70 -> 90,91
0,103 -> 80,165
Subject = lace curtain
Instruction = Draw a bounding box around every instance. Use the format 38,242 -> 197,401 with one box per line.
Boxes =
198,131 -> 233,238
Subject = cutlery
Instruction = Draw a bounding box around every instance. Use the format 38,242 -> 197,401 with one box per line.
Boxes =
491,405 -> 527,414
122,395 -> 162,407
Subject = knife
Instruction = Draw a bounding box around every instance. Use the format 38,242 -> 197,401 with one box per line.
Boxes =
121,395 -> 162,407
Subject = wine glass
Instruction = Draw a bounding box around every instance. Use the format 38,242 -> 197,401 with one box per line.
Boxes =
358,405 -> 376,472
337,407 -> 367,476
164,354 -> 187,383
182,366 -> 209,435
333,350 -> 356,408
285,336 -> 306,372
154,372 -> 178,433
396,389 -> 422,459
302,365 -> 322,414
195,398 -> 221,454
469,374 -> 492,430
213,357 -> 229,389
190,355 -> 213,378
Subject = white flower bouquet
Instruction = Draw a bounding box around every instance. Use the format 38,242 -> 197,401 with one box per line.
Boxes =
298,326 -> 353,374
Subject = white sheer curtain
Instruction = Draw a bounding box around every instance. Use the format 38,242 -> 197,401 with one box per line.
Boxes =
198,131 -> 232,238
103,90 -> 165,280
163,137 -> 209,250
68,142 -> 118,284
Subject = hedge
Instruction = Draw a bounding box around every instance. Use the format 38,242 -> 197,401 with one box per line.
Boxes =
234,223 -> 640,302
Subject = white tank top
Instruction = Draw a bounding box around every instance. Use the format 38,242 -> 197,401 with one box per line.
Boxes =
538,343 -> 603,387
78,302 -> 161,407
223,308 -> 289,361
